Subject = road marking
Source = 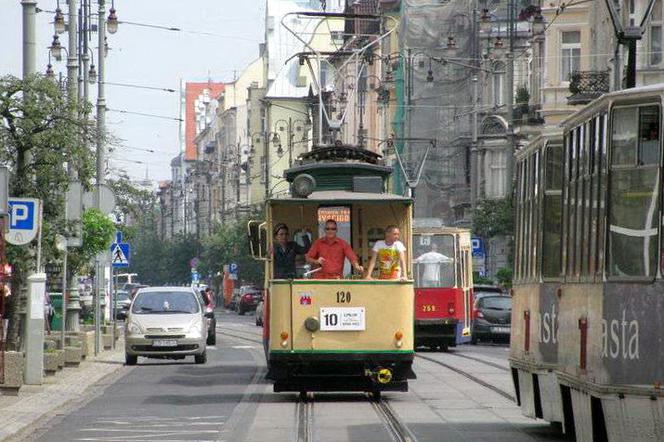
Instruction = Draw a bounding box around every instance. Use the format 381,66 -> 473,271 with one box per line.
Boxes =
232,345 -> 256,349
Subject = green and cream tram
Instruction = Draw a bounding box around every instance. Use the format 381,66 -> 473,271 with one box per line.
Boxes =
511,85 -> 664,441
249,146 -> 415,396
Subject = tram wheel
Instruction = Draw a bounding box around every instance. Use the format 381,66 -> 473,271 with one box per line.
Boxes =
299,391 -> 308,401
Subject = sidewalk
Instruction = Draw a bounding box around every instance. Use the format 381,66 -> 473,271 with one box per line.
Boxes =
0,343 -> 128,441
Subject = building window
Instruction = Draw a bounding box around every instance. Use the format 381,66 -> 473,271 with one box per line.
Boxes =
492,61 -> 505,107
561,31 -> 581,82
484,148 -> 507,198
651,0 -> 662,65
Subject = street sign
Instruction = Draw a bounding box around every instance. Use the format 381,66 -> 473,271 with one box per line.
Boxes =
229,263 -> 238,280
471,237 -> 485,258
191,270 -> 200,284
6,198 -> 41,245
110,231 -> 130,268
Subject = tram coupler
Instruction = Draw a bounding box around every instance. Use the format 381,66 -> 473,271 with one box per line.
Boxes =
365,367 -> 393,385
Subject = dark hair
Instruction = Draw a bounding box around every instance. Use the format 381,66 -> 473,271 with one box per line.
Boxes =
273,223 -> 288,236
325,219 -> 337,226
385,225 -> 399,233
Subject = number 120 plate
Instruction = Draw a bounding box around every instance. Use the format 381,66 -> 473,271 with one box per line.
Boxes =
320,307 -> 366,331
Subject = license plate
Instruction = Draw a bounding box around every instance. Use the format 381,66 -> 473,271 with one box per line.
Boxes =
320,307 -> 365,331
492,327 -> 510,334
153,339 -> 177,347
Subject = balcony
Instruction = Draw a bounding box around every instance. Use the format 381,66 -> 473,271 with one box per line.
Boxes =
512,104 -> 545,126
567,70 -> 610,105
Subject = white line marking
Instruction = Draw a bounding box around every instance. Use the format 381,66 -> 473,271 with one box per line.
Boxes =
231,345 -> 255,349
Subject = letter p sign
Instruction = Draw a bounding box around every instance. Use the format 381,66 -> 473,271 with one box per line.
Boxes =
6,198 -> 41,246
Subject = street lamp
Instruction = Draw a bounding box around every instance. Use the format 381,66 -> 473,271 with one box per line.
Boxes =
54,6 -> 66,34
49,34 -> 63,61
106,2 -> 119,34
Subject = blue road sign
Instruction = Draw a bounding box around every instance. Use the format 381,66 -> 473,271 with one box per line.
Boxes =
229,263 -> 238,274
191,270 -> 200,284
7,198 -> 41,245
110,231 -> 130,268
471,237 -> 485,258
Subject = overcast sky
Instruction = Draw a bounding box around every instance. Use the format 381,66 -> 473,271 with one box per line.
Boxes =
0,0 -> 265,186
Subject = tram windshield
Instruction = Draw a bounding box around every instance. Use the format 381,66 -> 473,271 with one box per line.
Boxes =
413,234 -> 456,287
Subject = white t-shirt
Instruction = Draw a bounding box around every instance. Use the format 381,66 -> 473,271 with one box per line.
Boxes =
415,251 -> 452,282
372,240 -> 407,278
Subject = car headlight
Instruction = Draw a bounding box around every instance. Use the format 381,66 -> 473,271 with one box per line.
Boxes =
187,319 -> 203,337
128,321 -> 144,335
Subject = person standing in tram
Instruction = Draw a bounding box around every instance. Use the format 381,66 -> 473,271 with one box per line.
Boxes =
414,243 -> 453,287
305,219 -> 363,279
364,225 -> 408,280
272,223 -> 311,279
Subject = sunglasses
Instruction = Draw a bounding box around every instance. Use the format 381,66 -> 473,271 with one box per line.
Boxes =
325,227 -> 337,231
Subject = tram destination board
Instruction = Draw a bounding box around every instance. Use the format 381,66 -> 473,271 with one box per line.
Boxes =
320,307 -> 366,331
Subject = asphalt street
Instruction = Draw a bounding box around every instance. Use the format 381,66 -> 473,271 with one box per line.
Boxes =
21,310 -> 565,442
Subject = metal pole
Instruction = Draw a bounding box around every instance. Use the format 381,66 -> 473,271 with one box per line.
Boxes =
471,75 -> 479,209
60,251 -> 67,350
264,133 -> 269,200
288,118 -> 293,167
626,39 -> 637,89
21,0 -> 37,78
95,0 -> 106,355
111,267 -> 115,350
82,0 -> 90,105
505,0 -> 515,197
67,0 -> 78,109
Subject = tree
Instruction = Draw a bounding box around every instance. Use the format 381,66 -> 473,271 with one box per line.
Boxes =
0,74 -> 97,349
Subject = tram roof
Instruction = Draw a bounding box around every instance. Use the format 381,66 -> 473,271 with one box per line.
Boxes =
561,83 -> 664,129
268,190 -> 413,204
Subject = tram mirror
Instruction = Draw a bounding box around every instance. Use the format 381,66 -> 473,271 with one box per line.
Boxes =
247,220 -> 267,260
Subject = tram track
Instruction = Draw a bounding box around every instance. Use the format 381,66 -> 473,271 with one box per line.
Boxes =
446,351 -> 510,372
370,395 -> 417,442
415,353 -> 515,402
295,394 -> 315,442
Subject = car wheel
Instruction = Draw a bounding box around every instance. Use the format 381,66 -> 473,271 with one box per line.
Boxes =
125,353 -> 137,366
470,334 -> 478,345
207,333 -> 216,346
238,307 -> 245,316
195,352 -> 207,364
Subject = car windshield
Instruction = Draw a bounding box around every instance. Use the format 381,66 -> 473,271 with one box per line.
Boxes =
481,297 -> 511,310
131,291 -> 200,314
115,292 -> 130,302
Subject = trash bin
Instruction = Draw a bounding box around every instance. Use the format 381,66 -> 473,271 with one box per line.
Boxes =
49,292 -> 63,331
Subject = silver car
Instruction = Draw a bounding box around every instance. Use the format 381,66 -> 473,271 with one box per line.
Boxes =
124,287 -> 207,365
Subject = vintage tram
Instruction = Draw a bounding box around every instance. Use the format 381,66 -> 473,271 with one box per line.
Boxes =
511,85 -> 664,440
412,221 -> 473,350
249,146 -> 416,395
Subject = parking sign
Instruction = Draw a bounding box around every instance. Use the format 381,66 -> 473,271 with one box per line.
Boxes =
6,198 -> 41,245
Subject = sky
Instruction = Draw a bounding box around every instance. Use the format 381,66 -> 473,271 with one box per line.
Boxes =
0,0 -> 265,186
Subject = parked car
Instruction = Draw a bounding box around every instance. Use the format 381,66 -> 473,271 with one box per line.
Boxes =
124,287 -> 208,365
113,290 -> 131,320
255,298 -> 264,326
197,290 -> 216,345
230,285 -> 260,312
236,288 -> 262,315
471,293 -> 511,345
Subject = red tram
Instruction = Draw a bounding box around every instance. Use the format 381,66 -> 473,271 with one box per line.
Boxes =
412,221 -> 473,350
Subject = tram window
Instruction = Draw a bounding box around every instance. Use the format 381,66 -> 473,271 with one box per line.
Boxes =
639,106 -> 660,165
608,106 -> 660,278
543,143 -> 563,278
413,234 -> 456,288
611,107 -> 638,166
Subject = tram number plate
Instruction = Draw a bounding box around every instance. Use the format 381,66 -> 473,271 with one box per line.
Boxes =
320,307 -> 366,331
153,339 -> 177,347
491,327 -> 510,334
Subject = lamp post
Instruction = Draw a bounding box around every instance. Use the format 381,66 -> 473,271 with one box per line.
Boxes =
274,118 -> 310,167
251,131 -> 281,200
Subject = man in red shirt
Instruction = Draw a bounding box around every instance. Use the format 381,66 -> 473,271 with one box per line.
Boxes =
306,219 -> 364,279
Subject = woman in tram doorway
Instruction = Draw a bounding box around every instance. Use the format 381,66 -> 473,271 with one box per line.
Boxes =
272,223 -> 311,279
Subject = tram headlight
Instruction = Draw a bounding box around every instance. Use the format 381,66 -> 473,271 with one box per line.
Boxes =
304,316 -> 319,332
280,331 -> 289,347
394,330 -> 403,348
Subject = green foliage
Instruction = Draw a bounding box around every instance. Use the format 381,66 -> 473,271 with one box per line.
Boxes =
473,197 -> 514,239
198,219 -> 264,287
472,272 -> 494,286
107,175 -> 155,218
495,267 -> 513,289
515,84 -> 530,105
0,74 -> 98,349
66,209 -> 116,276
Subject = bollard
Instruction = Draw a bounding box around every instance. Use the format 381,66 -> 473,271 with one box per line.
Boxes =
24,272 -> 46,385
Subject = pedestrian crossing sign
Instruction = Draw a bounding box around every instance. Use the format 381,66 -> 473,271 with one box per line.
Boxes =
110,232 -> 130,268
